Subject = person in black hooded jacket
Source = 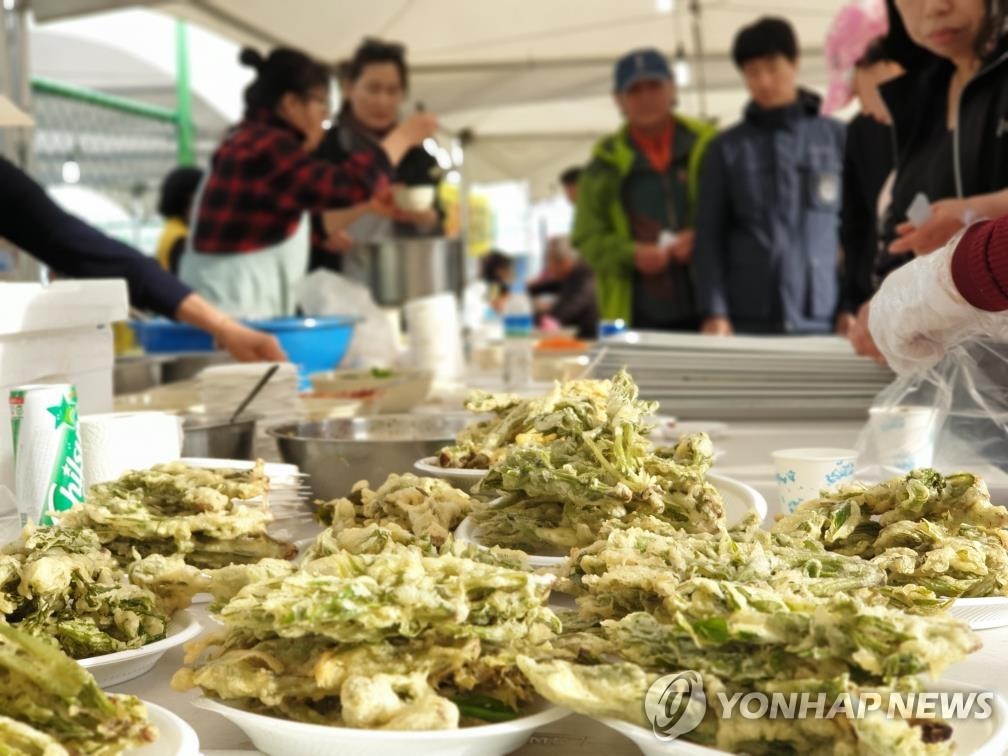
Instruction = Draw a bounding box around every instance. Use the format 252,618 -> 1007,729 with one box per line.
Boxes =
879,0 -> 1008,261
849,0 -> 1008,360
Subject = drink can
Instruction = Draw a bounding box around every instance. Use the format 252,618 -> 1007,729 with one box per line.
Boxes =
9,384 -> 86,526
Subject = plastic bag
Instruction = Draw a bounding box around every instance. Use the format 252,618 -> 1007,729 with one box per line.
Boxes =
294,270 -> 400,368
857,340 -> 1008,477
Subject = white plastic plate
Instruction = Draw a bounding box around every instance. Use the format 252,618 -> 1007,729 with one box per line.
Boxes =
414,456 -> 488,490
78,610 -> 202,687
598,680 -> 1008,756
951,597 -> 1008,631
125,701 -> 201,756
193,696 -> 569,756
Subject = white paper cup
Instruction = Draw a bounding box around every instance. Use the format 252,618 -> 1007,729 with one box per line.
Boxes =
772,447 -> 858,515
867,405 -> 940,472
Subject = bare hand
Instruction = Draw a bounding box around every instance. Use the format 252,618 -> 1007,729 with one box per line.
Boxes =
889,199 -> 971,256
215,320 -> 286,362
848,302 -> 886,364
701,316 -> 733,336
666,229 -> 695,265
321,230 -> 354,254
634,243 -> 669,275
395,112 -> 439,147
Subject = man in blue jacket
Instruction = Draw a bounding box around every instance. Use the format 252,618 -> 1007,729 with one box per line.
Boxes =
694,17 -> 845,335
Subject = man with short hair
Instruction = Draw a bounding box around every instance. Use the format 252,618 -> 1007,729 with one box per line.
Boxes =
694,17 -> 846,335
573,48 -> 716,330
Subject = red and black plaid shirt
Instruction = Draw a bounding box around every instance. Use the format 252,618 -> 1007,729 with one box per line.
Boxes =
193,112 -> 389,253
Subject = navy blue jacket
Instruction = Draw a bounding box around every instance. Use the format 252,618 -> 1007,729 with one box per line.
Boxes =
0,156 -> 191,317
694,90 -> 846,334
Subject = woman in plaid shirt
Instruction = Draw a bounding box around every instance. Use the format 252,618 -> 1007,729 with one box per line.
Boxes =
181,46 -> 436,318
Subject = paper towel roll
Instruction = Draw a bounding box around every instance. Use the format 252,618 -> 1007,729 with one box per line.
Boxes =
79,412 -> 183,488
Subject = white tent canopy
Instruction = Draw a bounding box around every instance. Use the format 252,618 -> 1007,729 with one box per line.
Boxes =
31,0 -> 847,196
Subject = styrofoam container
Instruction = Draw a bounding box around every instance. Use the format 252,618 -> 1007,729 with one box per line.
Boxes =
0,279 -> 128,524
193,696 -> 570,756
78,610 -> 202,687
126,701 -> 201,756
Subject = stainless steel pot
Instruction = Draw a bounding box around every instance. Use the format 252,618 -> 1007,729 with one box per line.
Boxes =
182,414 -> 257,460
341,238 -> 469,307
268,414 -> 472,500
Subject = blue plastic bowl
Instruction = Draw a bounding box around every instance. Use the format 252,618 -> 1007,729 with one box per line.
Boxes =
130,319 -> 214,353
247,316 -> 358,380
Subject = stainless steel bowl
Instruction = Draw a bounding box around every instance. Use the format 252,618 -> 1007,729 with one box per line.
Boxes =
182,414 -> 257,460
268,414 -> 472,500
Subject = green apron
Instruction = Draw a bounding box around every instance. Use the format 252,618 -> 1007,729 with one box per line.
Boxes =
179,212 -> 310,319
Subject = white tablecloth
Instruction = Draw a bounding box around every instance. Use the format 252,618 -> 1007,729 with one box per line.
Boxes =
113,419 -> 1008,755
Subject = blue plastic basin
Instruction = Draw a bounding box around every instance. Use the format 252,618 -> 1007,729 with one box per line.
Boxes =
246,316 -> 358,381
130,319 -> 214,353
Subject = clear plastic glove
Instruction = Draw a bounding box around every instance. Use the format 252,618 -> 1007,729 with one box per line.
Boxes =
868,228 -> 1008,375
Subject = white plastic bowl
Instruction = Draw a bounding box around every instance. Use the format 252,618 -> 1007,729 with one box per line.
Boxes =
598,680 -> 1008,756
414,456 -> 488,491
125,701 -> 201,756
951,597 -> 1008,630
454,473 -> 768,568
78,610 -> 202,687
193,696 -> 570,756
393,185 -> 437,212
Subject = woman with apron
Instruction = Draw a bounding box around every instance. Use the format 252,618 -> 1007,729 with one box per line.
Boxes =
181,46 -> 437,318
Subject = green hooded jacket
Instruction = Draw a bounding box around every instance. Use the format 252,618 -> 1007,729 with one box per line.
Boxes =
571,115 -> 716,324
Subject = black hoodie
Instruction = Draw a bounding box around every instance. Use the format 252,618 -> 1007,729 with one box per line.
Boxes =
878,35 -> 1008,285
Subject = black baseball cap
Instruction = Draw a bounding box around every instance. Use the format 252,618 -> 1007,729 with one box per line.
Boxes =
614,48 -> 672,92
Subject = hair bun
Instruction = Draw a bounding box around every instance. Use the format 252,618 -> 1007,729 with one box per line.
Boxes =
239,47 -> 265,71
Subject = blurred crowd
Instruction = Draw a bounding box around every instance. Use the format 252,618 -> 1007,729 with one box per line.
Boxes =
502,0 -> 1008,377
9,0 -> 1008,375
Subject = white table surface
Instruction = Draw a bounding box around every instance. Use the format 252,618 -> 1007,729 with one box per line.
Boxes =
111,418 -> 1008,755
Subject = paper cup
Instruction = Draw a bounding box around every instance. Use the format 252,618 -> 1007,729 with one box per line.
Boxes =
772,447 -> 858,515
867,405 -> 940,472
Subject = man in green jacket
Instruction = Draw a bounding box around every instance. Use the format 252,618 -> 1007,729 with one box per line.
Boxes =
572,48 -> 715,330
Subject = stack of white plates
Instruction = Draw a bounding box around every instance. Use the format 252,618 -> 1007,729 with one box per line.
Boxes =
590,332 -> 894,420
180,457 -> 313,518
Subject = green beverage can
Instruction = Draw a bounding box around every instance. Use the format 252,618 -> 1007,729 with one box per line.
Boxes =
9,384 -> 85,526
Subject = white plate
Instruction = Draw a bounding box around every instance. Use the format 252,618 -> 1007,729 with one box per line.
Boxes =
179,457 -> 303,484
78,611 -> 202,687
414,457 -> 488,491
599,679 -> 1008,755
125,701 -> 201,756
454,473 -> 767,568
951,597 -> 1008,630
193,696 -> 570,756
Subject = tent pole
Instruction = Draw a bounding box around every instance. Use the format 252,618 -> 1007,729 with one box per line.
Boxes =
689,0 -> 708,119
175,19 -> 196,166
